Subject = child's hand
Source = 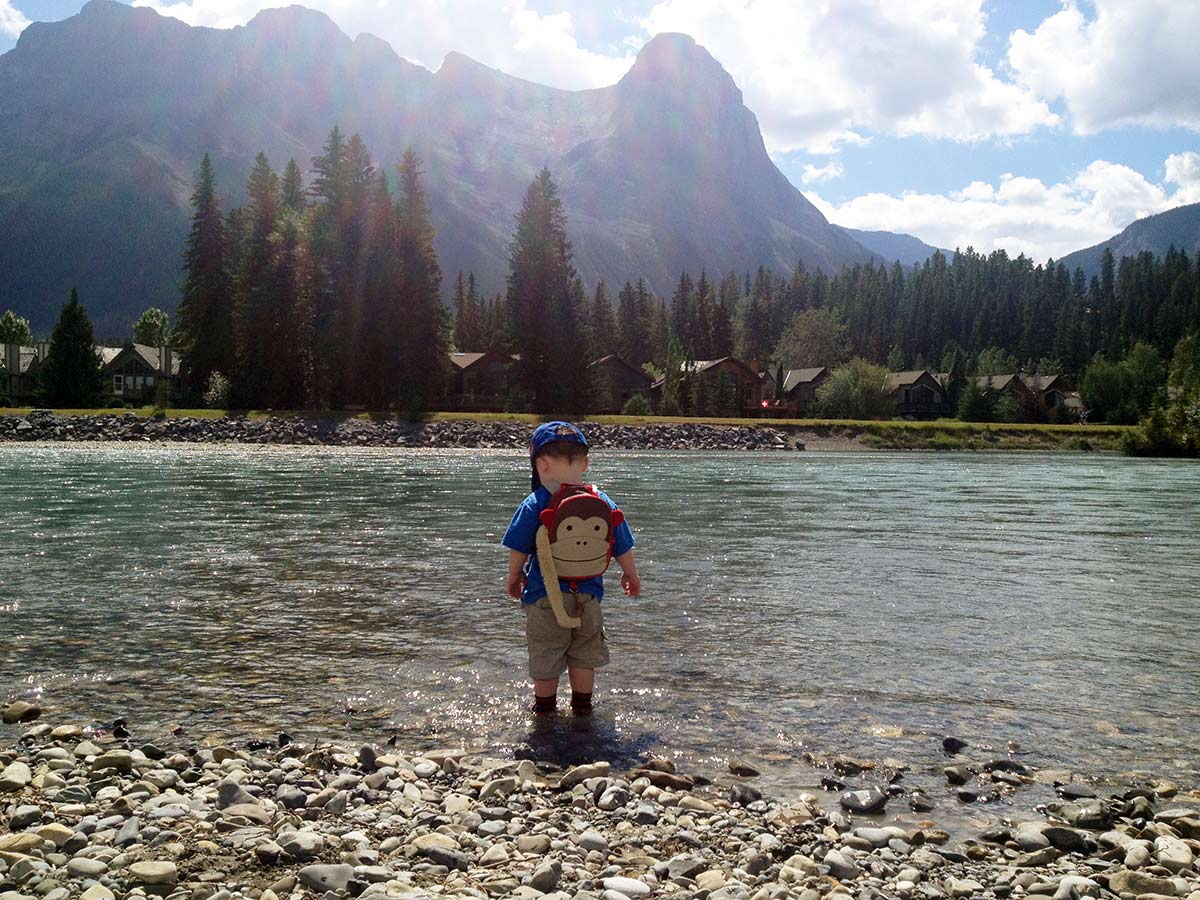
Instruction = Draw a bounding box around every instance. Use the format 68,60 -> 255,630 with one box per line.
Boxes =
506,573 -> 526,599
621,572 -> 641,597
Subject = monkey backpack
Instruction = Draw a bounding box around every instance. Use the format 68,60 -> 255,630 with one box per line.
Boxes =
534,483 -> 625,628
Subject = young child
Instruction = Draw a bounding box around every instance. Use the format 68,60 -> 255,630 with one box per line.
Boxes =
503,421 -> 640,715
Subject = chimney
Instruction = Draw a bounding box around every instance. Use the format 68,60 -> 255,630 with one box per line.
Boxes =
35,340 -> 50,361
158,344 -> 171,375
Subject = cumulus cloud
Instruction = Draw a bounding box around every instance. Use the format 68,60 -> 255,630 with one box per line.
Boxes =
639,0 -> 1059,153
0,0 -> 30,38
1009,0 -> 1200,134
801,161 -> 845,184
807,156 -> 1195,261
129,0 -> 633,90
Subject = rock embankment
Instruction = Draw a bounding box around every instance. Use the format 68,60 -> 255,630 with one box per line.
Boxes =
1,704 -> 1198,900
0,411 -> 800,451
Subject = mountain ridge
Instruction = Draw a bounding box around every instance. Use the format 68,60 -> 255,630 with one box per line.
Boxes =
0,2 -> 880,335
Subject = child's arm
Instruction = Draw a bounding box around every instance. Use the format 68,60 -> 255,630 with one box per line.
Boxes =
615,549 -> 641,597
506,550 -> 528,599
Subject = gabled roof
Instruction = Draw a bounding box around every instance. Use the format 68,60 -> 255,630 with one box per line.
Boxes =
976,373 -> 1021,391
450,350 -> 516,371
650,356 -> 763,389
590,355 -> 652,383
1021,373 -> 1069,392
782,367 -> 828,393
99,343 -> 180,375
886,370 -> 932,388
1,345 -> 40,375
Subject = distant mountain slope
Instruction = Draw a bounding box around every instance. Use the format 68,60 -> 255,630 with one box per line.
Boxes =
1059,203 -> 1200,277
0,2 -> 879,336
833,226 -> 950,267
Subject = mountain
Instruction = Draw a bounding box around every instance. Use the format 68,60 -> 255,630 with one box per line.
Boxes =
832,226 -> 949,267
1059,203 -> 1200,277
0,3 -> 880,337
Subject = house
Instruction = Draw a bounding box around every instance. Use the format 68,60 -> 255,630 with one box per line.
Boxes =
976,373 -> 1039,419
1,342 -> 48,404
448,350 -> 519,410
650,357 -> 766,415
781,367 -> 830,415
100,343 -> 182,403
887,370 -> 949,418
1022,373 -> 1077,417
589,355 -> 652,413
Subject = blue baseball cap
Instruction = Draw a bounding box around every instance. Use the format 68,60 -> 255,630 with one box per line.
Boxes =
529,421 -> 588,490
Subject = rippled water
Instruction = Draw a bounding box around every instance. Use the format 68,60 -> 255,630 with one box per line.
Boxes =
2,444 -> 1198,826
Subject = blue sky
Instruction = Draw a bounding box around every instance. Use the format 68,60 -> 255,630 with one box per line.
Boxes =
4,0 -> 1199,258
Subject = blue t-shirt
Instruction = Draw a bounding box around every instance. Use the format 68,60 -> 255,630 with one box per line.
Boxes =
502,486 -> 635,604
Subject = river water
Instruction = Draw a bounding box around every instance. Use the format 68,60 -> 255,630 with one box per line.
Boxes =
2,444 -> 1198,826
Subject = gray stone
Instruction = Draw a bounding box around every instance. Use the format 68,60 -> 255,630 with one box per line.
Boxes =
297,864 -> 355,893
424,846 -> 469,871
216,779 -> 255,809
1154,835 -> 1194,873
0,761 -> 32,792
1106,869 -> 1177,896
946,877 -> 984,898
601,877 -> 650,898
579,831 -> 609,853
281,830 -> 325,860
1042,826 -> 1089,854
66,857 -> 109,878
516,834 -> 552,854
115,816 -> 141,847
2,701 -> 41,724
561,762 -> 611,788
9,806 -> 42,829
531,862 -> 562,893
823,849 -> 860,881
839,787 -> 887,814
128,861 -> 177,885
729,783 -> 761,806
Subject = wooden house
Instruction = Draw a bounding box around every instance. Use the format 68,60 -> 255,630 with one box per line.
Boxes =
100,343 -> 182,403
887,369 -> 949,418
448,351 -> 519,410
589,355 -> 652,413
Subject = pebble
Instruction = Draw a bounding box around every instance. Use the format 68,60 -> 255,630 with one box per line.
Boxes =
297,864 -> 354,892
127,861 -> 177,885
602,877 -> 651,898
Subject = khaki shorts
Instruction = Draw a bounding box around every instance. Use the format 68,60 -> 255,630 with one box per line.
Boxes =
524,591 -> 610,680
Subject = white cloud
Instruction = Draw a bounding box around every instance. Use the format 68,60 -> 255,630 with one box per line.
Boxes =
129,0 -> 634,90
0,0 -> 30,38
808,156 -> 1192,261
800,160 -> 845,185
639,0 -> 1059,153
1009,0 -> 1200,134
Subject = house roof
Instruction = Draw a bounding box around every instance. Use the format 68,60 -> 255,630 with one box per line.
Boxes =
590,355 -> 652,383
1022,373 -> 1068,392
0,345 -> 40,375
886,370 -> 931,388
782,367 -> 828,393
650,356 -> 763,389
99,343 -> 180,375
450,350 -> 516,371
976,373 -> 1020,391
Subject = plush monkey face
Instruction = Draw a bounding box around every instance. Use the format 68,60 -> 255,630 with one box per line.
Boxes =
539,491 -> 625,580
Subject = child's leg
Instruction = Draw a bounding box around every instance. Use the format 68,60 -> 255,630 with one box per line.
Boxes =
532,677 -> 559,714
567,666 -> 594,713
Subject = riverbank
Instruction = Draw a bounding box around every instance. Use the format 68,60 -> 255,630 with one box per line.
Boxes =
0,409 -> 1129,452
1,704 -> 1198,900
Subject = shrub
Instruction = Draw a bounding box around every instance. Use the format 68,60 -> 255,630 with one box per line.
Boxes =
203,371 -> 231,410
622,394 -> 651,416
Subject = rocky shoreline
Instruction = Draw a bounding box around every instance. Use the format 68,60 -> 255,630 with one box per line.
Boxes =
0,412 -> 800,451
2,703 -> 1198,900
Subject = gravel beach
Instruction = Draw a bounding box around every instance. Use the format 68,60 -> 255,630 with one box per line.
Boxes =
2,702 -> 1198,900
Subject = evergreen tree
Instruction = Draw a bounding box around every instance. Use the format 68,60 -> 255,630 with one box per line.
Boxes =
590,280 -> 618,358
280,159 -> 306,213
395,148 -> 449,413
176,154 -> 232,400
231,152 -> 281,406
693,270 -> 715,358
507,168 -> 588,413
41,289 -> 105,407
957,379 -> 992,422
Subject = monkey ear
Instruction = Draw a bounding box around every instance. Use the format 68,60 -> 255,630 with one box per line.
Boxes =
539,509 -> 555,529
610,509 -> 624,528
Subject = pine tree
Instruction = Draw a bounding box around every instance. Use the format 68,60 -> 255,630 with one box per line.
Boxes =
506,167 -> 588,412
231,152 -> 280,407
693,270 -> 715,359
395,148 -> 449,414
280,159 -> 306,213
590,280 -> 618,358
176,154 -> 232,400
41,289 -> 105,407
133,308 -> 169,346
